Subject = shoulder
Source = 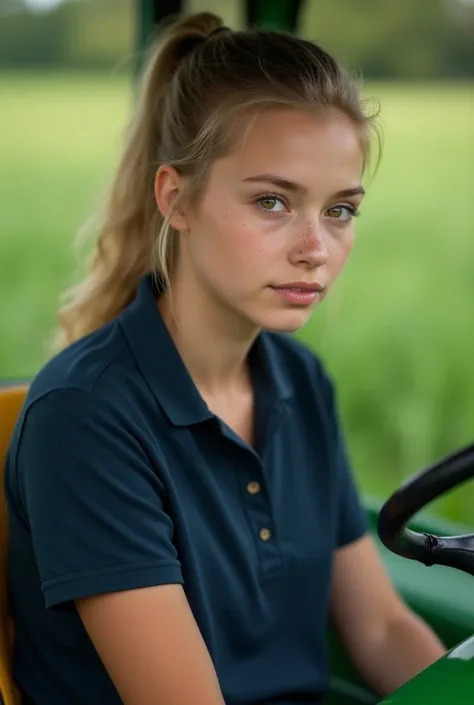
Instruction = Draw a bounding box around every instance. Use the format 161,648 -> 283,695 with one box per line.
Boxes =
7,323 -> 157,503
10,320 -> 153,470
26,319 -> 139,411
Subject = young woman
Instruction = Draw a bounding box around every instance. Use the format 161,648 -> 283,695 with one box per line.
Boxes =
6,11 -> 445,705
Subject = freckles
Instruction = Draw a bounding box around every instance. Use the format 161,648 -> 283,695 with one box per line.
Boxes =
296,223 -> 314,254
304,222 -> 313,241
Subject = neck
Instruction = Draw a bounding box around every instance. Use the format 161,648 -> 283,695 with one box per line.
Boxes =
157,267 -> 259,398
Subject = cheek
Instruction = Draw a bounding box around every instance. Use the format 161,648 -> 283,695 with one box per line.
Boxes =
196,205 -> 282,274
328,230 -> 354,274
230,221 -> 284,267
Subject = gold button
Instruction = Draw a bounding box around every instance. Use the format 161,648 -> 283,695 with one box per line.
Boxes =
259,528 -> 272,542
247,481 -> 261,495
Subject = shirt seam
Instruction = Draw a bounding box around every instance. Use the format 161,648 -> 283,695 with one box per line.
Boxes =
11,383 -> 125,505
42,558 -> 182,590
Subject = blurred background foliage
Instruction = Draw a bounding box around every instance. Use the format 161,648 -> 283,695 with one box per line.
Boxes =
1,0 -> 474,78
1,0 -> 473,524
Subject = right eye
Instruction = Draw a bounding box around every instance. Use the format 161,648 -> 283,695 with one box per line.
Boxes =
255,195 -> 288,214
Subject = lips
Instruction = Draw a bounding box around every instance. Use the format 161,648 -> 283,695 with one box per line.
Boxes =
280,286 -> 317,292
270,284 -> 324,306
272,282 -> 324,292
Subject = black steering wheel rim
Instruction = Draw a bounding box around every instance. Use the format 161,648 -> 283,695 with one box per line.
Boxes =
377,444 -> 474,575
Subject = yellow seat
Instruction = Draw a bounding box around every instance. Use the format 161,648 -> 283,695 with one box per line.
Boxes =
0,384 -> 28,705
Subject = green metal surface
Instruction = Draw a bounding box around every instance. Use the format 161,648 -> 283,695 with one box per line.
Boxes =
137,0 -> 182,51
379,636 -> 474,704
137,0 -> 302,51
246,0 -> 302,31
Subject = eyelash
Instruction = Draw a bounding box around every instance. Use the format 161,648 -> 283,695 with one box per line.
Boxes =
254,193 -> 290,215
254,193 -> 361,220
328,204 -> 361,219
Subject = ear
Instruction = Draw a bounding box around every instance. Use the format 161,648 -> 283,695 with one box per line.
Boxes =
154,165 -> 188,231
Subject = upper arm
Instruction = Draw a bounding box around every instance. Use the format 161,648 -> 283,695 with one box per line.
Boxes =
76,584 -> 225,705
330,534 -> 407,651
16,388 -> 182,608
16,389 -> 225,703
320,369 -> 411,665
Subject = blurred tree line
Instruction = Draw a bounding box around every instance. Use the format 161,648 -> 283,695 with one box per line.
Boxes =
1,0 -> 474,78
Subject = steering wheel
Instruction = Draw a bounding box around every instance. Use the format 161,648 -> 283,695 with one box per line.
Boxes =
377,444 -> 474,576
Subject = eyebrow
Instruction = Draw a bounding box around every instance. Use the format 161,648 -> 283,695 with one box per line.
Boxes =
241,174 -> 365,199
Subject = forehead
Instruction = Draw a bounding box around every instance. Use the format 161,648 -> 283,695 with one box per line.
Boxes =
214,107 -> 364,190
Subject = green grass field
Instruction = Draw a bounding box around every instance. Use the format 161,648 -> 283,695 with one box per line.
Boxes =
1,71 -> 473,523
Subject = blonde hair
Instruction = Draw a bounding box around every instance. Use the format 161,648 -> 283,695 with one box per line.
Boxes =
54,11 -> 380,349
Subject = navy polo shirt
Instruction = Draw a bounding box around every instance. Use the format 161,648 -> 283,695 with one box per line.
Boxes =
5,274 -> 367,705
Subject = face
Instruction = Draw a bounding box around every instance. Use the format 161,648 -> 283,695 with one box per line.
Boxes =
156,107 -> 365,334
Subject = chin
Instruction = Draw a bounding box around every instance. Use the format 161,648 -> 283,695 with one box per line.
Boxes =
255,309 -> 314,334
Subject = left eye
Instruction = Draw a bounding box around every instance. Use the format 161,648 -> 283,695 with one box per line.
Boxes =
326,205 -> 358,221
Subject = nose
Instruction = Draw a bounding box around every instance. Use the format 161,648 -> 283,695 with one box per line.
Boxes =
288,221 -> 329,269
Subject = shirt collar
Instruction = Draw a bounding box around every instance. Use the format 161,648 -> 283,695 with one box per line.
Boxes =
119,274 -> 293,427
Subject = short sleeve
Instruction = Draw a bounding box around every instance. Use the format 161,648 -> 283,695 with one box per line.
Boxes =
320,369 -> 368,548
15,389 -> 183,609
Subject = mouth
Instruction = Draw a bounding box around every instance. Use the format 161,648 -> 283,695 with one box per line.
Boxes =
272,281 -> 324,292
270,283 -> 325,306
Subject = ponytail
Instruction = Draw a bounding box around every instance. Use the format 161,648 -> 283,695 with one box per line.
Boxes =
53,12 -> 224,349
